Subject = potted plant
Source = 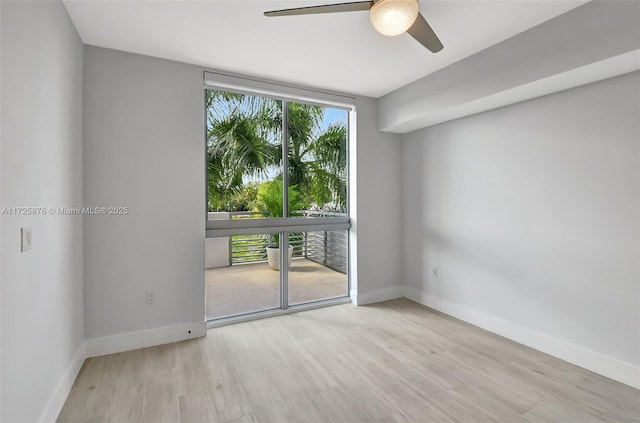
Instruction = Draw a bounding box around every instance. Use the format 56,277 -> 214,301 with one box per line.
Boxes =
257,180 -> 307,270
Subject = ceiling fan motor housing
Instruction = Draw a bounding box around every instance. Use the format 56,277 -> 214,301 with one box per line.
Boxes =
369,0 -> 420,36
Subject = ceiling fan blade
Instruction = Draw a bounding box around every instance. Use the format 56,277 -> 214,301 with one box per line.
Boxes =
407,13 -> 443,53
264,1 -> 372,17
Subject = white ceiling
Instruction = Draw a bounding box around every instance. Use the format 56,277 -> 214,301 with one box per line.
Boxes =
63,0 -> 588,98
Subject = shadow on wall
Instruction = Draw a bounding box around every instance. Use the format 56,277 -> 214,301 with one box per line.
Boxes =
405,127 -> 597,328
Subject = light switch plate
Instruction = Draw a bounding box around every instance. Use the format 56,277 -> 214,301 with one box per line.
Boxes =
21,227 -> 32,252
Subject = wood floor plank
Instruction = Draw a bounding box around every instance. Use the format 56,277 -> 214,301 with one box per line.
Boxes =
225,414 -> 258,423
313,387 -> 378,423
57,300 -> 640,423
207,358 -> 253,422
141,369 -> 180,423
56,358 -> 113,423
178,392 -> 220,423
104,382 -> 144,423
575,373 -> 640,414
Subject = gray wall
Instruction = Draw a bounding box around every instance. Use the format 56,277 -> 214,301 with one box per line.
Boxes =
402,72 -> 640,367
352,97 -> 403,299
1,2 -> 3,417
82,47 -> 403,338
83,47 -> 206,338
0,1 -> 85,421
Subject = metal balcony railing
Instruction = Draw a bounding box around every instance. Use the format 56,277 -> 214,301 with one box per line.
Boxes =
227,210 -> 348,274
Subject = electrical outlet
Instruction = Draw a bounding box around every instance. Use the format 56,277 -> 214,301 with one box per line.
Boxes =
432,267 -> 439,279
146,290 -> 157,304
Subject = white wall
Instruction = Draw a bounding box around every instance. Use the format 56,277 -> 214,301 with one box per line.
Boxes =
402,72 -> 640,385
83,47 -> 206,339
0,1 -> 85,421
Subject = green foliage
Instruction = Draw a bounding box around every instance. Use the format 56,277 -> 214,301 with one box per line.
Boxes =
206,91 -> 281,211
225,182 -> 260,212
257,180 -> 308,218
257,180 -> 308,247
206,89 -> 348,213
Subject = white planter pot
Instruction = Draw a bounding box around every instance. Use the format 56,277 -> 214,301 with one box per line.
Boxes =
266,246 -> 293,271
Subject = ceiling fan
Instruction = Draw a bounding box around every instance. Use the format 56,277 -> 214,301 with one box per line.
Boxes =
264,0 -> 443,53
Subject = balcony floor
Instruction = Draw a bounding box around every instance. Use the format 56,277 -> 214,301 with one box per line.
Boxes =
206,258 -> 348,320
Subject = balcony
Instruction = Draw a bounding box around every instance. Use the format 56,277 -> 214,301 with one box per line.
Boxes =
205,216 -> 348,320
206,258 -> 347,320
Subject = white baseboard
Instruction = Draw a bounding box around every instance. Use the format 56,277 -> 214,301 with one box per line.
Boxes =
38,341 -> 87,423
402,286 -> 640,390
351,285 -> 403,306
86,321 -> 207,358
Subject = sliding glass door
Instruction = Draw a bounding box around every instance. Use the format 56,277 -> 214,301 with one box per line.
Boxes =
205,88 -> 350,321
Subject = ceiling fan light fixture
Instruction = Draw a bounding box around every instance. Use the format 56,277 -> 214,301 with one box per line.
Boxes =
369,0 -> 420,37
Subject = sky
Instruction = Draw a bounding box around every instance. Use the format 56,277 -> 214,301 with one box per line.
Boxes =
320,107 -> 347,131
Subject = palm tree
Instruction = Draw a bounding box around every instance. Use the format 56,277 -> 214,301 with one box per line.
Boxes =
308,123 -> 348,210
206,90 -> 347,213
285,102 -> 347,211
206,91 -> 280,210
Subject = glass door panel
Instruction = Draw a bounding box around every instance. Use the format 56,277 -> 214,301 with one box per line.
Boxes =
288,230 -> 348,306
205,232 -> 280,320
205,87 -> 351,322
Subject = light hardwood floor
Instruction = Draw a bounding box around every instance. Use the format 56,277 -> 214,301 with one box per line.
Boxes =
57,299 -> 640,423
